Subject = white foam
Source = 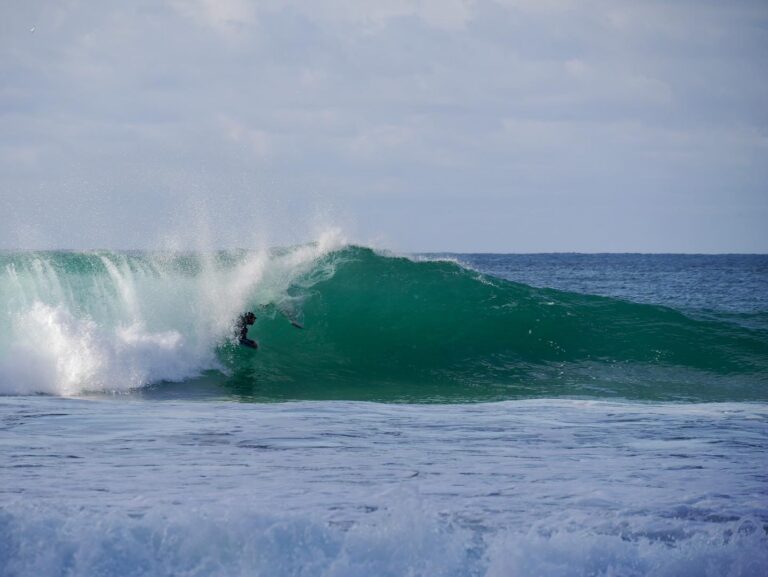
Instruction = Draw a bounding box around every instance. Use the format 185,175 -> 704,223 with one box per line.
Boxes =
1,501 -> 765,577
0,231 -> 347,395
1,397 -> 765,576
0,302 -> 207,395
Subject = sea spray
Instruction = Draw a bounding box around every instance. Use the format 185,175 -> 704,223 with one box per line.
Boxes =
0,231 -> 345,395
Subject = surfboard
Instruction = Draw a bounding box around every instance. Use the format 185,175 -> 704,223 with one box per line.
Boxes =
239,339 -> 258,349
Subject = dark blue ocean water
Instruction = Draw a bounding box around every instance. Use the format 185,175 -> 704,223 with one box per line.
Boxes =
450,253 -> 768,329
452,253 -> 768,312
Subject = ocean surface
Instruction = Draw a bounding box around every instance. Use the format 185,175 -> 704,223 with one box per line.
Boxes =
1,242 -> 767,576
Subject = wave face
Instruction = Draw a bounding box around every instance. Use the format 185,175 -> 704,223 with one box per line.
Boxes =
1,245 -> 767,401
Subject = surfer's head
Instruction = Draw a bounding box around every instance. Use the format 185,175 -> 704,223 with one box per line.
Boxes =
244,312 -> 256,324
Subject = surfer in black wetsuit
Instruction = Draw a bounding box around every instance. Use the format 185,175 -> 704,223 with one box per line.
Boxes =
236,312 -> 258,348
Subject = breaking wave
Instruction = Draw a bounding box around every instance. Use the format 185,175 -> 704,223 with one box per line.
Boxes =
1,239 -> 766,401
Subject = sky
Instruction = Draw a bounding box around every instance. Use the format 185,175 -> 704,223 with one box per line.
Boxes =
1,0 -> 767,252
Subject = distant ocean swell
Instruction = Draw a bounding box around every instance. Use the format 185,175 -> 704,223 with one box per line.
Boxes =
1,242 -> 766,401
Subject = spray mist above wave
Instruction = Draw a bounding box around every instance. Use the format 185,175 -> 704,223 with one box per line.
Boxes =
0,230 -> 346,395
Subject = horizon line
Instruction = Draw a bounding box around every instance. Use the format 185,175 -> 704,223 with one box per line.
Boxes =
1,245 -> 767,256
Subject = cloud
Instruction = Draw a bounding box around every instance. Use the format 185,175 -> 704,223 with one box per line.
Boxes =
171,0 -> 256,34
0,0 -> 766,251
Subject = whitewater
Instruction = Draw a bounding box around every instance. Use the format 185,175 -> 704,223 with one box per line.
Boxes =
1,238 -> 767,576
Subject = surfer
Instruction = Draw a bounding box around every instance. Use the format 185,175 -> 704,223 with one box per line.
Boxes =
236,312 -> 258,348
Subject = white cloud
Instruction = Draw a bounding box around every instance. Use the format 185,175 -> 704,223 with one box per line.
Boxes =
417,0 -> 475,30
0,0 -> 766,250
217,115 -> 272,160
171,0 -> 256,33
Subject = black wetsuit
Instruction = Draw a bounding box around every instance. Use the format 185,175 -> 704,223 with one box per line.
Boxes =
236,314 -> 257,347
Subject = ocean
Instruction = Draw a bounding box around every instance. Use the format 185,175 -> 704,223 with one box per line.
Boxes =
1,241 -> 767,576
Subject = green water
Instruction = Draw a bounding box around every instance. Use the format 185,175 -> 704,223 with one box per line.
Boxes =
215,248 -> 768,402
1,247 -> 767,401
